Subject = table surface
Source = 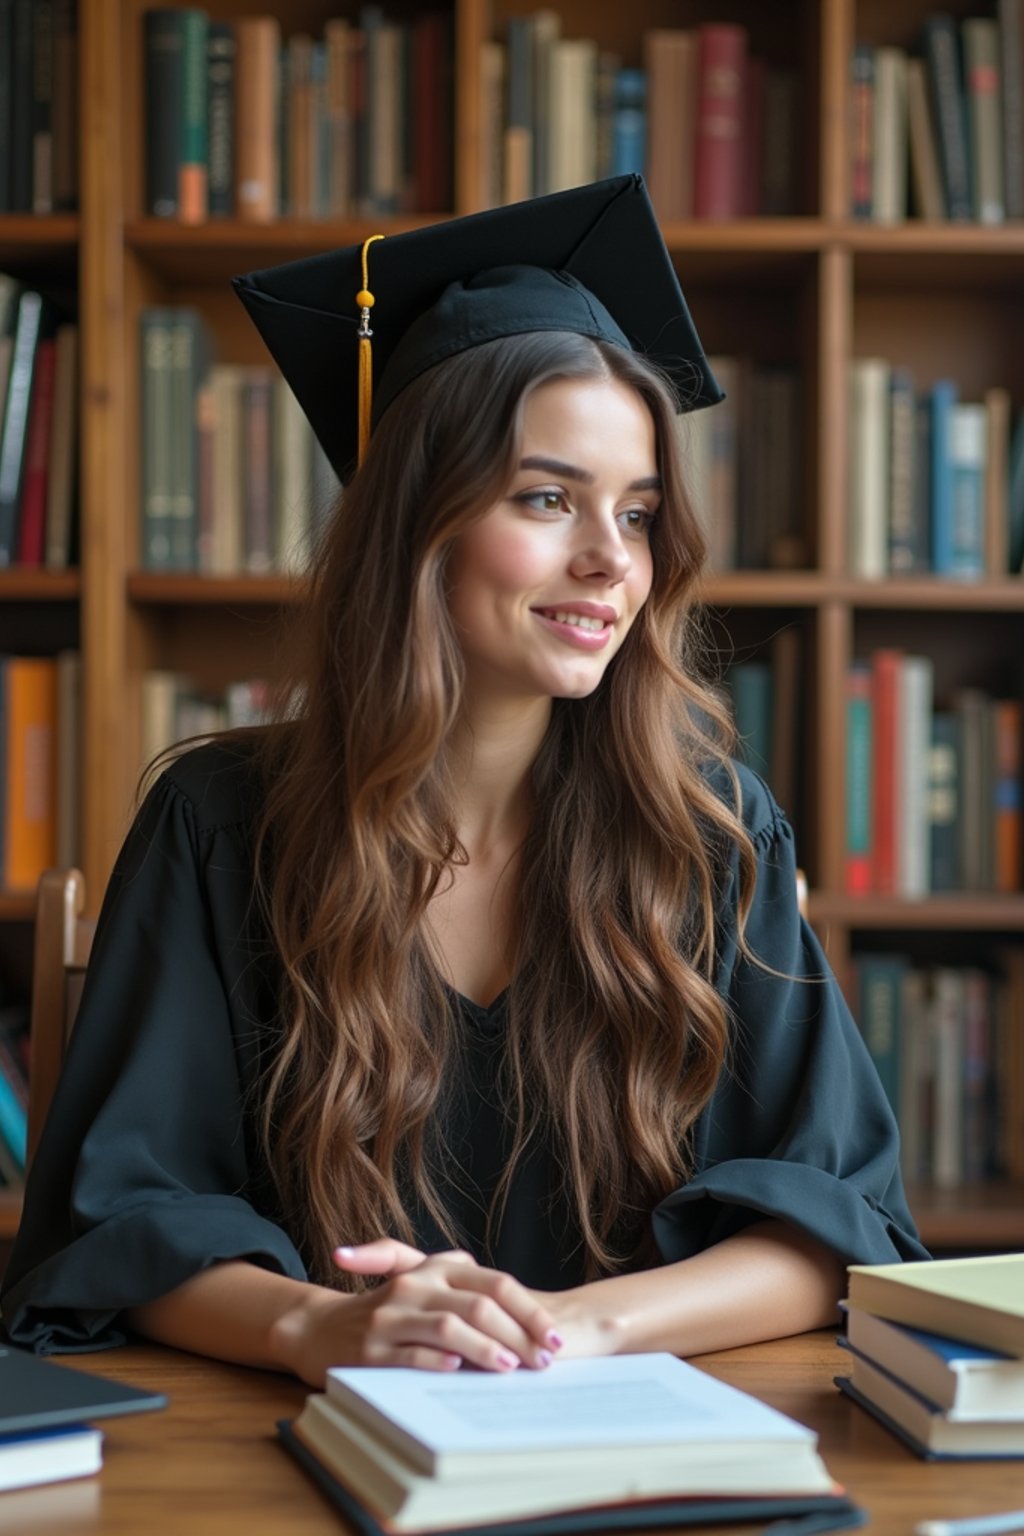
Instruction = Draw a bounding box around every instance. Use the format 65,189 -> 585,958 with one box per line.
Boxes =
4,1331 -> 1024,1536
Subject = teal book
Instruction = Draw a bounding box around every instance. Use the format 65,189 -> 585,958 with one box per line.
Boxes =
929,379 -> 958,574
853,953 -> 908,1118
845,663 -> 872,896
728,663 -> 772,784
948,402 -> 986,578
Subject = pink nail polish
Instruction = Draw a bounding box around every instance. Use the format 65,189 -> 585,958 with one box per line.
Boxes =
536,1350 -> 553,1368
546,1331 -> 564,1350
496,1351 -> 520,1371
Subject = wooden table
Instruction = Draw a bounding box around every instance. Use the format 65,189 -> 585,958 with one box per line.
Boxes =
5,1331 -> 1024,1535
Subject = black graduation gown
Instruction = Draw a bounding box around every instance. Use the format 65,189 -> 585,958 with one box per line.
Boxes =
0,740 -> 928,1354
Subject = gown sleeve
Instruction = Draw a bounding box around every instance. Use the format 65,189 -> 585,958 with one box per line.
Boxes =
0,758 -> 307,1354
651,765 -> 930,1268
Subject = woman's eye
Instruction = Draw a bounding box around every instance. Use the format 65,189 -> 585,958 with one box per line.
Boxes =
620,507 -> 657,534
520,489 -> 568,513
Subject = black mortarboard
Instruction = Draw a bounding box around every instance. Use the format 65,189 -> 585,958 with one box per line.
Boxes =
232,175 -> 722,482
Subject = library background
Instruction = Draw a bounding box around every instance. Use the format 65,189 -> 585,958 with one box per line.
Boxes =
1,0 -> 1023,1265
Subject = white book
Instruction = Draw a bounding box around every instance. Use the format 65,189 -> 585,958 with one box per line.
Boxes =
846,1304 -> 1024,1421
549,40 -> 597,192
0,1424 -> 102,1493
324,1354 -> 826,1482
849,358 -> 890,577
272,374 -> 312,575
872,47 -> 908,224
897,654 -> 933,897
209,365 -> 245,575
930,967 -> 965,1190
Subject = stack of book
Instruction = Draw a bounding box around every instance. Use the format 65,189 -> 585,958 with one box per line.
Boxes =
0,1346 -> 165,1493
847,364 -> 1024,581
481,18 -> 799,217
851,8 -> 1024,224
839,1254 -> 1024,1458
0,276 -> 79,570
845,654 -> 1022,898
142,6 -> 453,222
280,1353 -> 862,1535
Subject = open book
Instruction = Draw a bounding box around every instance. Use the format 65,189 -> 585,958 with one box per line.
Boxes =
281,1354 -> 849,1534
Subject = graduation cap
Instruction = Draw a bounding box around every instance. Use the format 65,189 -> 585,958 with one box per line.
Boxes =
232,175 -> 723,482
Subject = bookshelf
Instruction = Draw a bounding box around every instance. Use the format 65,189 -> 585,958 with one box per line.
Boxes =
2,0 -> 1024,1249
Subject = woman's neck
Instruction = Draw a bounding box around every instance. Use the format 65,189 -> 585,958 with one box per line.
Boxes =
447,696 -> 550,854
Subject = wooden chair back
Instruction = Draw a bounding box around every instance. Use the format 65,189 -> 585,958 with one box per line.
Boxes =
26,869 -> 97,1171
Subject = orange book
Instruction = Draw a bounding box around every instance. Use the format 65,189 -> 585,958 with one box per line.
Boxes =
3,657 -> 58,892
235,17 -> 281,223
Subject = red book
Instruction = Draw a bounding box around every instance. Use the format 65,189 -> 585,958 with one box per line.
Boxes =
413,13 -> 452,212
871,649 -> 902,895
16,338 -> 57,566
995,699 -> 1022,892
693,24 -> 748,220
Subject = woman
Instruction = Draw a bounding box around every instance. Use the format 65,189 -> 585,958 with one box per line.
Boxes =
1,179 -> 926,1386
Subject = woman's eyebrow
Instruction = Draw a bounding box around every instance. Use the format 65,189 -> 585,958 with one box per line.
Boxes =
518,455 -> 662,493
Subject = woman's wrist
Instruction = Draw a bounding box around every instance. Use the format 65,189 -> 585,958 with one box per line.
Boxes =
267,1280 -> 353,1385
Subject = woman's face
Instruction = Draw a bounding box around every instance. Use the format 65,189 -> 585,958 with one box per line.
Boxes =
446,374 -> 661,707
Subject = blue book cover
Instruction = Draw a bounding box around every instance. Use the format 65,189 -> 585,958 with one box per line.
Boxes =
0,1055 -> 27,1168
930,379 -> 959,573
612,69 -> 646,177
948,402 -> 986,578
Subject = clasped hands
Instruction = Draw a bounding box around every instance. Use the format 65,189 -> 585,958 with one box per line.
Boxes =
327,1238 -> 612,1375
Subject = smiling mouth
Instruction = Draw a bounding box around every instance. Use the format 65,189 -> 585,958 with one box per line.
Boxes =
538,609 -> 608,632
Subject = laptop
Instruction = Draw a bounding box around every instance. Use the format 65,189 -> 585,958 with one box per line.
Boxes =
0,1345 -> 167,1434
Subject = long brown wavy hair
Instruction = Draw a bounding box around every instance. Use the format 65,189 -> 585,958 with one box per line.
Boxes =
253,331 -> 757,1286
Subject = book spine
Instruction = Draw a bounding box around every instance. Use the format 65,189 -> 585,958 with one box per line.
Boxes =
948,402 -> 986,578
911,395 -> 933,570
412,12 -> 452,212
846,663 -> 873,895
243,371 -> 274,573
956,688 -> 988,891
928,712 -> 960,892
930,968 -> 965,1187
994,699 -> 1022,892
209,365 -> 243,575
531,10 -> 559,199
44,322 -> 77,568
593,49 -> 618,181
1010,411 -> 1024,573
51,0 -> 77,211
693,25 -> 747,219
706,354 -> 739,570
762,69 -> 798,215
207,21 -> 235,218
962,19 -> 1004,224
983,387 -> 1011,575
1000,0 -> 1024,219
9,0 -> 34,211
961,969 -> 992,1180
644,30 -> 695,222
930,379 -> 959,574
235,16 -> 280,222
855,954 -> 906,1118
325,19 -> 353,216
0,0 -> 13,211
15,335 -> 57,566
871,649 -> 902,895
898,654 -> 934,898
850,45 -> 874,217
30,0 -> 54,215
144,8 -> 183,218
898,968 -> 930,1184
504,15 -> 535,204
0,290 -> 44,566
169,311 -> 203,571
3,656 -> 57,893
612,68 -> 646,177
55,648 -> 80,868
0,1053 -> 27,1169
924,16 -> 972,221
287,33 -> 314,218
849,358 -> 890,577
139,308 -> 175,570
907,55 -> 946,219
729,662 -> 772,783
872,47 -> 908,223
742,56 -> 765,216
887,368 -> 918,571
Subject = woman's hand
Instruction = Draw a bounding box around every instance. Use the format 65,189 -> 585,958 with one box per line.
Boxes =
278,1239 -> 563,1385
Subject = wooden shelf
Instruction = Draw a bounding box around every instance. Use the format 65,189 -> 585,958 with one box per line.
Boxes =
908,1184 -> 1024,1251
838,577 -> 1024,610
128,573 -> 306,606
0,892 -> 35,921
808,894 -> 1024,931
0,1188 -> 23,1240
0,568 -> 80,601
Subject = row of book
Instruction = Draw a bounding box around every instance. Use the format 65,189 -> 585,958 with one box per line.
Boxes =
0,0 -> 78,216
0,1010 -> 28,1189
142,6 -> 452,223
141,672 -> 270,771
849,364 -> 1024,579
685,360 -> 804,573
839,1255 -> 1024,1459
851,7 -> 1024,224
0,276 -> 78,569
723,629 -> 803,819
852,953 -> 1024,1189
0,653 -> 80,896
480,18 -> 799,218
846,653 -> 1021,897
140,308 -> 338,573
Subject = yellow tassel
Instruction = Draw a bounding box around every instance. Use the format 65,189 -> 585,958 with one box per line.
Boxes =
356,234 -> 385,468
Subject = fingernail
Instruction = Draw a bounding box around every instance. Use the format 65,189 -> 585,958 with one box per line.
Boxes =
546,1331 -> 564,1350
442,1354 -> 463,1370
536,1350 -> 553,1368
334,1246 -> 355,1259
496,1351 -> 520,1371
